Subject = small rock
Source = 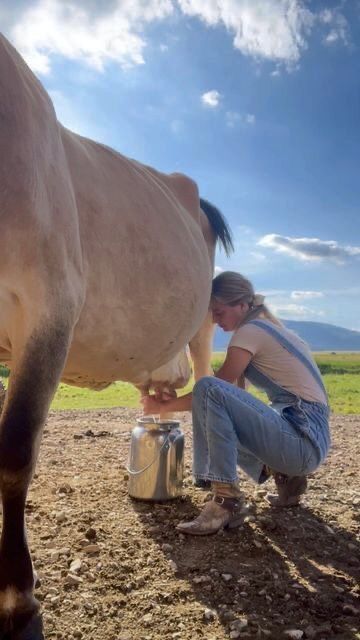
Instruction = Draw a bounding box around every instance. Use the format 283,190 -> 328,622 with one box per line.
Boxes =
69,559 -> 82,574
193,575 -> 210,584
304,626 -> 316,639
142,613 -> 153,626
244,515 -> 256,523
161,543 -> 173,553
55,512 -> 67,524
169,560 -> 177,571
230,618 -> 248,632
343,604 -> 359,615
256,488 -> 267,497
85,528 -> 97,541
284,631 -> 303,639
222,573 -> 233,582
229,632 -> 240,639
83,544 -> 100,555
204,608 -> 217,621
237,577 -> 249,586
240,503 -> 253,515
57,484 -> 74,495
64,573 -> 83,586
324,525 -> 334,534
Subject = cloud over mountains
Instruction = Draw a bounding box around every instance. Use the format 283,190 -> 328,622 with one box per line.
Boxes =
258,234 -> 360,264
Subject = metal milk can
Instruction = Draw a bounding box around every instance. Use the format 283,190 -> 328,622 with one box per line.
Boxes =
127,416 -> 184,501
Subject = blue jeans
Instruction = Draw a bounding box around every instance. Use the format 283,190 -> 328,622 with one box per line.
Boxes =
192,377 -> 330,484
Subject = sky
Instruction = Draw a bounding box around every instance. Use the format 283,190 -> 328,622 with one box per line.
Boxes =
1,0 -> 360,331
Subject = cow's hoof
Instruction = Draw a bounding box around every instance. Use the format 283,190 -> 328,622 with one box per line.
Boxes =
0,610 -> 44,640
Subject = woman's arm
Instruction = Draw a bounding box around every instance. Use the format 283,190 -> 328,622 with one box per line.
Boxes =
141,347 -> 252,414
214,347 -> 252,383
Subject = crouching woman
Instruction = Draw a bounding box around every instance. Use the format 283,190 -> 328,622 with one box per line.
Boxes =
142,271 -> 331,536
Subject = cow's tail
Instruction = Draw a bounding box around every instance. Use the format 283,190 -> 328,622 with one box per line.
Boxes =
200,197 -> 234,257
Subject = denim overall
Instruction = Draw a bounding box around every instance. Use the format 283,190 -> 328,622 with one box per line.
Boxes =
191,320 -> 331,485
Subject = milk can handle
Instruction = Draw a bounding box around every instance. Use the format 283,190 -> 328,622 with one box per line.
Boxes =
126,434 -> 170,476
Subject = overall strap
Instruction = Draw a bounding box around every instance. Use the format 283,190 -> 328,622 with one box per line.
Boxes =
247,320 -> 328,401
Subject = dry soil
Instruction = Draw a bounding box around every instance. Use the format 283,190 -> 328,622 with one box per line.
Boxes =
26,409 -> 359,640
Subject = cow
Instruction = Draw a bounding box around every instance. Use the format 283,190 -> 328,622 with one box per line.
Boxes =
0,34 -> 233,639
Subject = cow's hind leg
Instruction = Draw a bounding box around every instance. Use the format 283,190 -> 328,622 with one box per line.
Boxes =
189,311 -> 215,381
0,323 -> 72,639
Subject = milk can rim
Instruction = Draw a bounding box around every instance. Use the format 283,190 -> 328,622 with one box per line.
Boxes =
137,415 -> 180,428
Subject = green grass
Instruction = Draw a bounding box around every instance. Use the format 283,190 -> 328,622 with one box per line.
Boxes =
0,352 -> 359,414
51,381 -> 142,410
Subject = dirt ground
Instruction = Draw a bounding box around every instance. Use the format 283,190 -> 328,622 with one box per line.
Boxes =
26,409 -> 359,640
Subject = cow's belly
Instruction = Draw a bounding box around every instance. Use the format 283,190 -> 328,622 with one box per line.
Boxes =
62,240 -> 211,387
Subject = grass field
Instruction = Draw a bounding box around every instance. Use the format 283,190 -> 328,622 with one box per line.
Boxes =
2,352 -> 357,414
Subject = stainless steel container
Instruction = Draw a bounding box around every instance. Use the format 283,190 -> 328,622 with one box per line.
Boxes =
127,416 -> 184,501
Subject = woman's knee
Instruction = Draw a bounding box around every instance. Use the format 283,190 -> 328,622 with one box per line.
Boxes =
193,376 -> 216,400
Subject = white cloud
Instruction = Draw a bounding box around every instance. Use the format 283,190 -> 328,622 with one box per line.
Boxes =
10,0 -> 174,74
246,113 -> 256,124
318,7 -> 349,46
214,265 -> 224,276
5,0 -> 351,77
258,234 -> 360,264
201,90 -> 222,108
225,111 -> 255,127
178,0 -> 314,69
291,291 -> 324,300
319,9 -> 333,25
225,111 -> 241,127
270,303 -> 324,319
249,251 -> 266,263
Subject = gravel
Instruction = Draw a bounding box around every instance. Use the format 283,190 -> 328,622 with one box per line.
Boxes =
17,409 -> 359,639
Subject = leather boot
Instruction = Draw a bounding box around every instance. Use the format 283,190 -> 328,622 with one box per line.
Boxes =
176,495 -> 245,536
266,473 -> 307,507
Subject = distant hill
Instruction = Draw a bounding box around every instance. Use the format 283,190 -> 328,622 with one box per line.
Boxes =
213,320 -> 360,352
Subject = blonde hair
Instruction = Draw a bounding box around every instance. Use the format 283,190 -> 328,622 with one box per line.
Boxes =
211,271 -> 283,327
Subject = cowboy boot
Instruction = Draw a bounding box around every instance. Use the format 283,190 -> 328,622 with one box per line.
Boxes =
266,473 -> 307,507
193,478 -> 212,490
176,496 -> 245,536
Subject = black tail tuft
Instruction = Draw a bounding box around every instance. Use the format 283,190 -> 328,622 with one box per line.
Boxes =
200,197 -> 234,256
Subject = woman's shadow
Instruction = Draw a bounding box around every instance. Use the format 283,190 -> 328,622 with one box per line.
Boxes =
131,482 -> 359,640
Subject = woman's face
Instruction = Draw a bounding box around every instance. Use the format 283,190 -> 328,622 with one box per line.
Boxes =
211,300 -> 249,331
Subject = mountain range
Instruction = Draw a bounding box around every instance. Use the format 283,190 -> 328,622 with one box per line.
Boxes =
213,320 -> 360,352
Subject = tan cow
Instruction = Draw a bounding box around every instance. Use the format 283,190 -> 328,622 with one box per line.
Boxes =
0,34 -> 233,638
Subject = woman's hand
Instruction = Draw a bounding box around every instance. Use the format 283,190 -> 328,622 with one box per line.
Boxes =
141,389 -> 192,414
141,392 -> 175,415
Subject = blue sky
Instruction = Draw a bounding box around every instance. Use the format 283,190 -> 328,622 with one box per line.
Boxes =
2,0 -> 359,330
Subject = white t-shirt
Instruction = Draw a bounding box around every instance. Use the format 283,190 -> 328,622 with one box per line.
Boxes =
229,320 -> 327,404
